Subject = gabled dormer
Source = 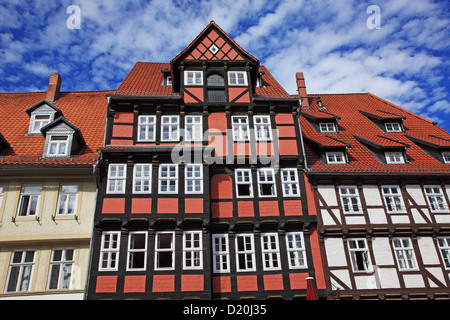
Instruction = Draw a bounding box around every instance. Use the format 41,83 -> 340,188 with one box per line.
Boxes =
170,21 -> 260,105
40,117 -> 85,157
25,100 -> 62,135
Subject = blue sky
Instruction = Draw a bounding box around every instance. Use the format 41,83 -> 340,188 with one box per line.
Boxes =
1,0 -> 449,131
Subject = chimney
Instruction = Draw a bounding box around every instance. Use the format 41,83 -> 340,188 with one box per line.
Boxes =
46,72 -> 61,102
296,72 -> 309,108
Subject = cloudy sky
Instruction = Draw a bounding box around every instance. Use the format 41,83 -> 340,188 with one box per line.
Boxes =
1,0 -> 449,131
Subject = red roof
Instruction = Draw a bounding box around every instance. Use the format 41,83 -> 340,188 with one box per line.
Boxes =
114,62 -> 289,98
0,90 -> 111,165
300,93 -> 450,173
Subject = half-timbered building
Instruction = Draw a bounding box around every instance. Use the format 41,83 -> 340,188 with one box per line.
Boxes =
85,21 -> 326,300
297,72 -> 450,300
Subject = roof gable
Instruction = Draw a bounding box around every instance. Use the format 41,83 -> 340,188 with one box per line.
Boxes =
25,99 -> 62,117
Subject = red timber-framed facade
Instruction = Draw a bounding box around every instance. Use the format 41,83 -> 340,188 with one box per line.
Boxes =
296,73 -> 450,300
85,22 -> 326,300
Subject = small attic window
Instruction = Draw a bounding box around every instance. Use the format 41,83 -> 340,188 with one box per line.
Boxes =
319,122 -> 337,133
385,122 -> 402,132
442,151 -> 450,163
385,151 -> 405,164
29,114 -> 53,134
47,135 -> 70,157
163,76 -> 172,86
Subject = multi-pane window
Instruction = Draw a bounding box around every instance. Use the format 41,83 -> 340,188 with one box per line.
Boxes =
347,239 -> 372,272
133,164 -> 152,194
158,164 -> 178,193
392,238 -> 417,271
232,116 -> 249,141
185,164 -> 203,193
127,232 -> 147,271
286,232 -> 307,269
261,233 -> 281,271
385,122 -> 402,132
138,116 -> 156,141
326,151 -> 346,164
183,231 -> 203,270
56,184 -> 78,216
17,185 -> 42,217
30,114 -> 52,134
424,185 -> 448,212
437,237 -> 450,270
381,186 -> 406,213
155,232 -> 175,270
254,116 -> 272,141
184,71 -> 203,85
185,116 -> 203,141
385,151 -> 405,164
161,116 -> 180,141
281,168 -> 300,197
235,169 -> 253,198
107,164 -> 126,194
99,231 -> 120,271
319,122 -> 336,133
6,250 -> 35,292
228,71 -> 247,86
48,249 -> 74,290
47,136 -> 69,156
235,234 -> 256,272
257,168 -> 276,197
442,151 -> 450,163
212,234 -> 230,273
339,186 -> 362,213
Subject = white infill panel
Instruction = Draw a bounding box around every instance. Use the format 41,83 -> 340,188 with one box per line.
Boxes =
324,238 -> 347,266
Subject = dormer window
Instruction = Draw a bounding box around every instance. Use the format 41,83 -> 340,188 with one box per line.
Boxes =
442,151 -> 450,163
47,135 -> 69,156
26,100 -> 61,135
30,114 -> 52,134
326,151 -> 346,164
319,122 -> 336,133
184,71 -> 203,85
385,122 -> 402,132
164,76 -> 172,86
228,71 -> 247,86
385,151 -> 405,164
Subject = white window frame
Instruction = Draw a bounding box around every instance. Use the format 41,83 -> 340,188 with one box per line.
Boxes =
183,231 -> 203,270
107,164 -> 127,194
392,238 -> 418,271
235,169 -> 253,198
232,116 -> 249,141
99,231 -> 120,271
212,234 -> 230,273
133,164 -> 152,194
347,239 -> 372,273
385,151 -> 405,164
0,185 -> 4,210
137,115 -> 156,142
158,164 -> 178,194
339,186 -> 362,214
437,237 -> 450,270
281,168 -> 300,197
155,231 -> 175,271
257,168 -> 277,197
261,233 -> 281,271
5,250 -> 36,293
29,113 -> 53,134
254,115 -> 272,141
185,164 -> 203,194
385,122 -> 402,132
285,232 -> 307,269
381,185 -> 406,213
228,71 -> 248,86
185,115 -> 203,141
326,151 -> 346,164
47,248 -> 75,290
442,151 -> 450,163
424,185 -> 449,212
184,71 -> 203,86
235,233 -> 256,272
126,231 -> 148,271
319,122 -> 336,133
56,184 -> 79,216
17,185 -> 42,217
161,115 -> 180,142
47,135 -> 70,157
